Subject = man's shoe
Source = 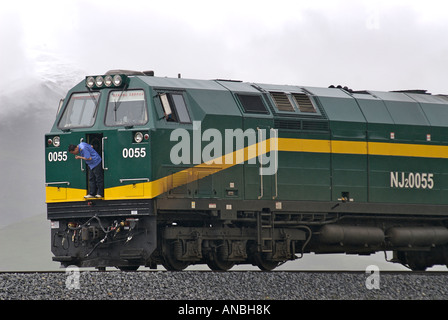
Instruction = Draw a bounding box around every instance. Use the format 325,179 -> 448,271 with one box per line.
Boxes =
84,194 -> 95,199
95,194 -> 103,198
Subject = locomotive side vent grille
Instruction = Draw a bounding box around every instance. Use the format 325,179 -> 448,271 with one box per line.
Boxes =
274,119 -> 329,131
292,93 -> 317,113
274,119 -> 301,130
270,92 -> 295,112
302,120 -> 329,131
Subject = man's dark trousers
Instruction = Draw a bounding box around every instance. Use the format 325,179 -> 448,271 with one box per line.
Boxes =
88,164 -> 104,197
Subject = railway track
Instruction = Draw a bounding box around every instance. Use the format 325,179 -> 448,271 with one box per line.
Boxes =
1,269 -> 448,274
1,269 -> 447,301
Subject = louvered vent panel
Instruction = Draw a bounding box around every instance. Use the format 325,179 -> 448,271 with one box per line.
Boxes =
270,92 -> 295,112
292,93 -> 317,113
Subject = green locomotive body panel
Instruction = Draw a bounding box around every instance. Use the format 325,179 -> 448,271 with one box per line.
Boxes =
45,72 -> 448,271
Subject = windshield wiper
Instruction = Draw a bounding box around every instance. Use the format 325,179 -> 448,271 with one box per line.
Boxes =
113,83 -> 129,122
87,88 -> 100,117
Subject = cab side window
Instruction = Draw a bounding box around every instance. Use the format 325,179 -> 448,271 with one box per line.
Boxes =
159,92 -> 191,123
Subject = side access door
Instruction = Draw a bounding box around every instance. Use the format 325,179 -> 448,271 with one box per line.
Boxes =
236,93 -> 276,201
102,89 -> 151,200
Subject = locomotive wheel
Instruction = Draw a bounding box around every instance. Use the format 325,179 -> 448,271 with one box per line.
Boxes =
403,251 -> 429,271
207,256 -> 235,271
207,241 -> 235,271
253,253 -> 279,271
162,240 -> 190,271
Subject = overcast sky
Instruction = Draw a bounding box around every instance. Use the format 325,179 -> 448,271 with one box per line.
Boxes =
2,0 -> 448,94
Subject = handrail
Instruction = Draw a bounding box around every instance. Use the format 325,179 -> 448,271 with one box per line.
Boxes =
120,178 -> 150,183
80,138 -> 85,172
272,128 -> 278,200
45,181 -> 71,186
102,136 -> 108,170
257,127 -> 264,199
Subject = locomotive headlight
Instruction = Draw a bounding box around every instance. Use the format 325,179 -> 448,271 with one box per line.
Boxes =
134,132 -> 143,143
86,77 -> 95,88
95,76 -> 104,87
85,74 -> 127,89
104,75 -> 113,87
113,75 -> 123,86
53,136 -> 61,147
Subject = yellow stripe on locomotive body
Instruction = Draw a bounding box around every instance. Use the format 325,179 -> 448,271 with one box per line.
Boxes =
279,138 -> 448,158
46,137 -> 448,202
368,141 -> 448,159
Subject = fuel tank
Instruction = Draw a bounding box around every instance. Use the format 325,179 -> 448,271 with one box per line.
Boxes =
319,224 -> 385,246
386,226 -> 448,247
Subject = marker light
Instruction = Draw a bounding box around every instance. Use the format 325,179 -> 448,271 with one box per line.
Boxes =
53,136 -> 61,147
134,132 -> 143,143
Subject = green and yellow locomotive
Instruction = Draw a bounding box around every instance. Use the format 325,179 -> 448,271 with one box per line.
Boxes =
45,71 -> 448,271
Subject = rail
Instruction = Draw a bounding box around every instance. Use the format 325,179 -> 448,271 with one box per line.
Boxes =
119,178 -> 150,183
257,127 -> 264,199
45,181 -> 70,186
102,136 -> 108,170
80,138 -> 85,172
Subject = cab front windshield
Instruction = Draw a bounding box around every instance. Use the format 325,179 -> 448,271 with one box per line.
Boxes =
58,92 -> 99,129
105,90 -> 147,126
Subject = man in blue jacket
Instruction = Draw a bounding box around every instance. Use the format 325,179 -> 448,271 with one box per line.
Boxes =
68,142 -> 104,199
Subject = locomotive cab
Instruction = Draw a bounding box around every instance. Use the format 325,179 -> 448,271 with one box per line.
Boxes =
45,71 -> 157,270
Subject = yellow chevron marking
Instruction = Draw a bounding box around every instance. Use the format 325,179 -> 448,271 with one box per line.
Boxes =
106,139 -> 275,200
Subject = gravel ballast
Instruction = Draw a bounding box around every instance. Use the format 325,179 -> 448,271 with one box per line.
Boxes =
0,271 -> 447,300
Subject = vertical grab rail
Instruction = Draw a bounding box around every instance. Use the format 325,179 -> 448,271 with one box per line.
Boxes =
272,128 -> 278,199
102,136 -> 108,170
257,127 -> 264,199
80,138 -> 85,172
